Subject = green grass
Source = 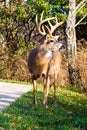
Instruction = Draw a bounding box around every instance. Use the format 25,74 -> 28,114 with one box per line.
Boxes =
0,85 -> 87,130
0,78 -> 30,85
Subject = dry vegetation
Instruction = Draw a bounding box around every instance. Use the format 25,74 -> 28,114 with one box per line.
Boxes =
77,39 -> 87,90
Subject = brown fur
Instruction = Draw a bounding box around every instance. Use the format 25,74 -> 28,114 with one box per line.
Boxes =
28,36 -> 62,107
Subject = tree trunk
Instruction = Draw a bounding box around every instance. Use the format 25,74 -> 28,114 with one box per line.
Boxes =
66,0 -> 83,89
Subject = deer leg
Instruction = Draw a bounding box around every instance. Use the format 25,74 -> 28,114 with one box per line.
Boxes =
54,85 -> 56,105
43,77 -> 50,108
53,74 -> 57,105
33,79 -> 37,104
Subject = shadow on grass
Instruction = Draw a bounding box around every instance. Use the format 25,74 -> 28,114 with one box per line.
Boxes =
0,88 -> 87,130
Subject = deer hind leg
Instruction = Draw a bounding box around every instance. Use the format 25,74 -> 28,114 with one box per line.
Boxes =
53,74 -> 58,105
33,79 -> 37,104
43,76 -> 50,108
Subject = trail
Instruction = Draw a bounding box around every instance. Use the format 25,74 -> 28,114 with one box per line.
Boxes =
0,82 -> 32,112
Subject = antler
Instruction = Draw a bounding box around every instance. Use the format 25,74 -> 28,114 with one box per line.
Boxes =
46,17 -> 64,35
36,12 -> 64,36
36,12 -> 56,35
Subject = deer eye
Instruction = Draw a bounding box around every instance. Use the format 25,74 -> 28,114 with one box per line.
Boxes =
50,40 -> 54,42
47,40 -> 54,44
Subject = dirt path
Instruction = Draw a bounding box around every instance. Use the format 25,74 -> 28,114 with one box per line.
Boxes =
0,82 -> 32,112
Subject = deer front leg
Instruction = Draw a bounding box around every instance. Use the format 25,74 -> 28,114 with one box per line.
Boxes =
33,79 -> 37,104
43,77 -> 50,108
54,85 -> 56,105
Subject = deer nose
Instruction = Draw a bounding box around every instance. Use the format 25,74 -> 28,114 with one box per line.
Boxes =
42,73 -> 46,77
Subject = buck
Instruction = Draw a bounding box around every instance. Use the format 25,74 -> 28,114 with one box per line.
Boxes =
28,12 -> 64,108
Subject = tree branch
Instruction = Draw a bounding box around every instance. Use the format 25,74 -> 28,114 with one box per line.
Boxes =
76,0 -> 87,11
75,13 -> 87,27
76,2 -> 86,14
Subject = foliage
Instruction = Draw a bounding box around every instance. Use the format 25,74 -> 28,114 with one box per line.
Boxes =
27,0 -> 67,20
0,0 -> 86,53
0,85 -> 87,130
26,0 -> 87,21
0,0 -> 36,53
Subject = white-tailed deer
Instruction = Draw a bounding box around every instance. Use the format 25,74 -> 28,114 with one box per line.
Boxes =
28,12 -> 64,107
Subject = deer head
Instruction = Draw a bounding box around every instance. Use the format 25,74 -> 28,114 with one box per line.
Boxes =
36,11 -> 64,51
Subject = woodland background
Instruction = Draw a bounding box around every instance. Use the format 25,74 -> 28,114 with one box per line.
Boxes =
0,0 -> 87,90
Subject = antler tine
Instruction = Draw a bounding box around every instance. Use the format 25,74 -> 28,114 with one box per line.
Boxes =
48,20 -> 55,35
40,11 -> 44,21
55,20 -> 65,28
36,14 -> 38,25
36,11 -> 64,36
36,11 -> 46,35
38,12 -> 56,35
48,17 -> 65,35
48,20 -> 53,28
42,25 -> 46,35
38,11 -> 46,35
53,20 -> 64,32
36,11 -> 44,25
45,25 -> 51,34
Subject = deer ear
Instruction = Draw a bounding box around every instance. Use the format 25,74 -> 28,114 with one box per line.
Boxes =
58,43 -> 65,52
54,36 -> 59,40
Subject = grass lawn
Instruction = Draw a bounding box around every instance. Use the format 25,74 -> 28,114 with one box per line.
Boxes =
0,84 -> 87,130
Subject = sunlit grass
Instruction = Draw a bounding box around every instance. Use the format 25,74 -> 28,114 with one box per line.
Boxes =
0,85 -> 87,130
0,78 -> 30,85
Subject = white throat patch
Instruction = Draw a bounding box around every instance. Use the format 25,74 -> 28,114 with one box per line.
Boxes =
46,51 -> 53,57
